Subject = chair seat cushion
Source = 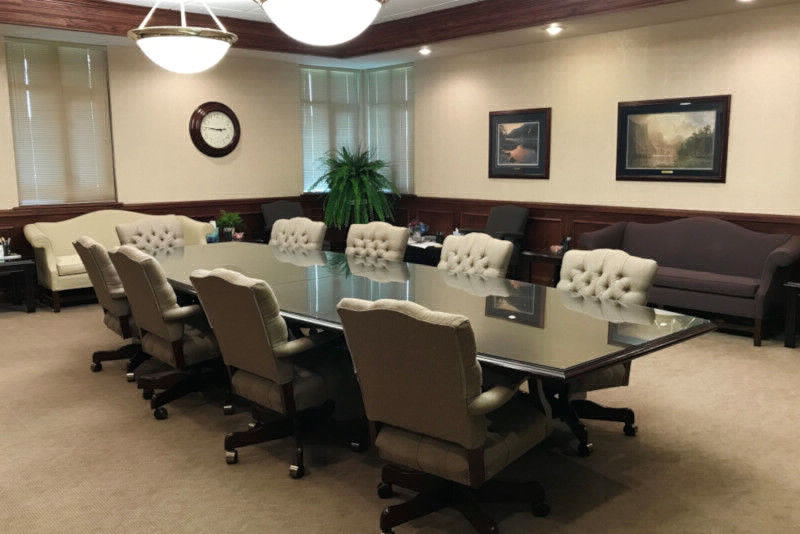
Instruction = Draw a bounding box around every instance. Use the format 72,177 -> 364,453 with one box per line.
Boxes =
654,267 -> 760,298
142,326 -> 218,368
376,396 -> 550,487
570,363 -> 630,393
231,367 -> 327,414
56,255 -> 86,276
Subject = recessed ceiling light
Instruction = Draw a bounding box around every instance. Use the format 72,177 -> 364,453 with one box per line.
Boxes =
737,0 -> 754,3
419,46 -> 432,56
546,23 -> 563,36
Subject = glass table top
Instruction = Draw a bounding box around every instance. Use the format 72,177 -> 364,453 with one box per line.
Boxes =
158,243 -> 714,380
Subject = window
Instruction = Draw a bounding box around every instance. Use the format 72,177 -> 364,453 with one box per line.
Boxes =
300,65 -> 414,194
6,38 -> 116,206
365,65 -> 414,194
301,67 -> 362,192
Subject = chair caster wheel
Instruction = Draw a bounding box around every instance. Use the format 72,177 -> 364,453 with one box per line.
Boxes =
624,424 -> 638,437
142,389 -> 153,400
289,464 -> 305,479
223,404 -> 234,416
126,372 -> 135,382
153,407 -> 168,420
90,362 -> 102,372
532,501 -> 551,517
377,482 -> 394,499
225,450 -> 238,465
577,442 -> 593,457
350,440 -> 368,453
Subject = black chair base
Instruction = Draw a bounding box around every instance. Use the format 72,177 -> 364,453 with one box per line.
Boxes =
378,464 -> 549,534
137,368 -> 210,420
571,399 -> 638,437
90,343 -> 142,373
224,401 -> 335,479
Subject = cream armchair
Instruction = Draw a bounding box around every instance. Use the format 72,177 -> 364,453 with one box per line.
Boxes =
24,209 -> 213,311
337,298 -> 551,533
270,217 -> 326,252
437,232 -> 513,278
345,222 -> 409,262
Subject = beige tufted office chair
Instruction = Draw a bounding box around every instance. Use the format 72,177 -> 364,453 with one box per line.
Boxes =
116,215 -> 186,256
191,268 -> 343,477
337,298 -> 551,534
270,217 -> 326,252
109,245 -> 219,420
556,248 -> 657,443
346,222 -> 409,262
437,232 -> 514,278
73,236 -> 148,378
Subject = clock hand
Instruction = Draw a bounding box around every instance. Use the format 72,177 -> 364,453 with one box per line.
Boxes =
203,126 -> 226,131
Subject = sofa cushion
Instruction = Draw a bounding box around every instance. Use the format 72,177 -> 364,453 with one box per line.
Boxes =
654,266 -> 760,298
55,255 -> 86,276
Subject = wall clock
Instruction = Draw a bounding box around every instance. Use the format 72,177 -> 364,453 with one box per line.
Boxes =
189,101 -> 240,157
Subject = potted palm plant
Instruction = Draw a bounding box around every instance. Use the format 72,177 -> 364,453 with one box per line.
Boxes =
311,147 -> 399,230
217,211 -> 244,242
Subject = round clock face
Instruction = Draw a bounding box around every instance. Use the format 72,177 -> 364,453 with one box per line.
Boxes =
200,111 -> 235,149
189,102 -> 240,157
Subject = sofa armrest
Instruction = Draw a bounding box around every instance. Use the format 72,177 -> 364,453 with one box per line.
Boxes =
468,375 -> 527,416
577,222 -> 627,250
163,304 -> 202,322
24,224 -> 57,288
755,237 -> 800,318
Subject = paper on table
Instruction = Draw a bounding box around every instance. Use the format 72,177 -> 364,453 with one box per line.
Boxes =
407,240 -> 442,249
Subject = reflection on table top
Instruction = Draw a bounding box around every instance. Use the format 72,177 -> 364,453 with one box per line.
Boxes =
157,243 -> 714,380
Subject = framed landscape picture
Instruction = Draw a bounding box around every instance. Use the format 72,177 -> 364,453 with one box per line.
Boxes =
485,282 -> 546,328
489,108 -> 551,179
616,95 -> 731,183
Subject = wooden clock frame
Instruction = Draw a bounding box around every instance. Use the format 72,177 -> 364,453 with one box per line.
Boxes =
189,101 -> 241,157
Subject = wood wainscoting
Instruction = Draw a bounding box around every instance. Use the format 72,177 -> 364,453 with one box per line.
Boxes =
3,195 -> 800,286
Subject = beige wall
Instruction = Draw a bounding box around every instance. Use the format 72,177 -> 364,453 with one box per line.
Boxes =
0,43 -> 18,209
108,46 -> 301,204
414,3 -> 800,215
0,42 -> 302,210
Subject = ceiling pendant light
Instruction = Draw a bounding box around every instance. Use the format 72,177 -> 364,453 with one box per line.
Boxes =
128,1 -> 237,74
253,0 -> 387,47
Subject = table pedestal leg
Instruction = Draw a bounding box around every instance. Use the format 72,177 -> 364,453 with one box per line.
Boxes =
24,265 -> 36,313
558,384 -> 592,456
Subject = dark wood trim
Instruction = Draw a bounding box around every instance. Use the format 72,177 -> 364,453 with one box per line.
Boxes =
0,0 -> 688,58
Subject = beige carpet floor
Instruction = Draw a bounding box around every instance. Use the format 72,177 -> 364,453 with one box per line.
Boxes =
1,304 -> 799,533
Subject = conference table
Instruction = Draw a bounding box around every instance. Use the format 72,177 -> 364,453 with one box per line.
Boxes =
157,242 -> 715,453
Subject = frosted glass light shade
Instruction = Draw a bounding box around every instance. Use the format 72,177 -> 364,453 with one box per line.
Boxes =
128,28 -> 236,74
260,0 -> 384,47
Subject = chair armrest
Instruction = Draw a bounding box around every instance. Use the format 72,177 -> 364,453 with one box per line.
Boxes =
109,287 -> 127,300
162,304 -> 202,322
273,330 -> 341,358
468,376 -> 527,416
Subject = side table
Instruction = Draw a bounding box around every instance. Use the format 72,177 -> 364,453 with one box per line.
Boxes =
521,249 -> 565,287
0,257 -> 36,313
404,241 -> 442,267
784,281 -> 800,347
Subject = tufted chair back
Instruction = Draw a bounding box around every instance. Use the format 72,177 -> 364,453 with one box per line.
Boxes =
558,290 -> 655,325
116,215 -> 185,256
438,232 -> 513,278
271,247 -> 328,267
441,271 -> 513,297
557,249 -> 657,305
346,222 -> 409,262
346,254 -> 410,283
191,269 -> 294,384
109,245 -> 184,342
270,217 -> 326,252
337,298 -> 487,450
73,236 -> 130,320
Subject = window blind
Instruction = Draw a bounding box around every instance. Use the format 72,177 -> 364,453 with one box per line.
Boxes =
365,65 -> 414,194
300,65 -> 414,194
6,38 -> 116,206
301,67 -> 361,192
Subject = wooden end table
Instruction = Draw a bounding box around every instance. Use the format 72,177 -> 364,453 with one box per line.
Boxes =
0,257 -> 36,313
521,249 -> 565,287
784,281 -> 800,347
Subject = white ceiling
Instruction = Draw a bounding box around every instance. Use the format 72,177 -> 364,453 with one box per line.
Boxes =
103,0 -> 486,23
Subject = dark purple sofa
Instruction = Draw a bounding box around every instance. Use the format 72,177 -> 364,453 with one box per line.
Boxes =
578,217 -> 800,345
